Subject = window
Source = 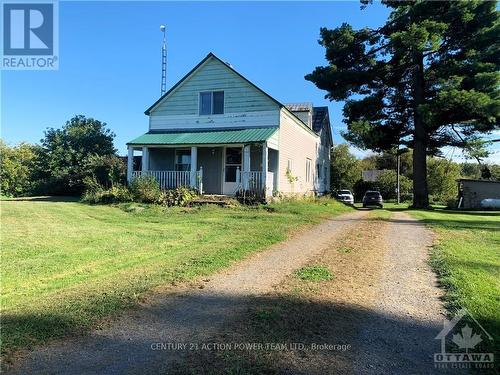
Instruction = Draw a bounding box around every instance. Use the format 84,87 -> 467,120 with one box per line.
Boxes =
199,91 -> 224,115
175,149 -> 191,171
305,158 -> 312,183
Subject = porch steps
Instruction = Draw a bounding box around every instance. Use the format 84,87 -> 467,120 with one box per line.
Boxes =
187,195 -> 239,207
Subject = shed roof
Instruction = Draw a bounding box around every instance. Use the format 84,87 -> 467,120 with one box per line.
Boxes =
127,127 -> 278,146
285,103 -> 313,112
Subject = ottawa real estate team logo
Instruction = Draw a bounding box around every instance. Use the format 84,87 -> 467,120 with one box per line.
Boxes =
434,308 -> 494,370
1,0 -> 58,69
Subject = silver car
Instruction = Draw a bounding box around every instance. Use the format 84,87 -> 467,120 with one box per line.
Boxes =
337,189 -> 354,205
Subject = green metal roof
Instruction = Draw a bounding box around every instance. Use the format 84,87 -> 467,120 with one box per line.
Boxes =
127,127 -> 278,146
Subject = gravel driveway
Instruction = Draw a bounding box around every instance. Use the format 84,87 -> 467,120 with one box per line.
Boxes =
171,211 -> 451,375
5,210 -> 369,375
352,211 -> 450,374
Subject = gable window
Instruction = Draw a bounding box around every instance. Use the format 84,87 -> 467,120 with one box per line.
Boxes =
199,91 -> 224,115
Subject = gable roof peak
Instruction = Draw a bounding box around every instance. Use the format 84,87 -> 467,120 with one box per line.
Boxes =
143,52 -> 322,138
145,51 -> 282,115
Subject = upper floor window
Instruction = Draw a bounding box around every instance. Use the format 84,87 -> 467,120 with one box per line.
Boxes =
199,91 -> 224,115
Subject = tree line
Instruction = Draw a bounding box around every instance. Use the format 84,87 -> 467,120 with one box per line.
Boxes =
330,143 -> 500,205
1,115 -> 125,197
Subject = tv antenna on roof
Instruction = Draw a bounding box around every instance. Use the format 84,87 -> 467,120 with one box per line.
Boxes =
160,25 -> 167,96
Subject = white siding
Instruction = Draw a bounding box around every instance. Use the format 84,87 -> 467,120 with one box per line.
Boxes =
149,56 -> 280,130
278,110 -> 321,194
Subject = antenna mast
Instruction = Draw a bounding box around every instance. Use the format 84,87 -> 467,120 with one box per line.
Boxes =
160,25 -> 167,96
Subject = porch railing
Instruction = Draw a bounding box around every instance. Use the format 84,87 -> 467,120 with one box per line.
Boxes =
131,170 -> 203,192
235,170 -> 268,196
241,171 -> 263,193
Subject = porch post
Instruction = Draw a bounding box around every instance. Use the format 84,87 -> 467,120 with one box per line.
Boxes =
127,146 -> 133,183
142,146 -> 149,171
190,146 -> 197,188
262,142 -> 268,195
243,144 -> 251,190
198,166 -> 203,194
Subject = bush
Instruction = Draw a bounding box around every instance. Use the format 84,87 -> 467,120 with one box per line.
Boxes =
236,189 -> 265,205
81,176 -> 198,207
84,154 -> 126,188
130,175 -> 162,203
81,184 -> 132,204
446,198 -> 458,209
158,187 -> 198,207
81,178 -> 197,207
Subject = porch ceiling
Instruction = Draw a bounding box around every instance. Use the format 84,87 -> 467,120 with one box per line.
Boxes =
127,127 -> 278,146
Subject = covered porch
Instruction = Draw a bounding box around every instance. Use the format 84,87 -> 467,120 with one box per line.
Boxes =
126,128 -> 279,198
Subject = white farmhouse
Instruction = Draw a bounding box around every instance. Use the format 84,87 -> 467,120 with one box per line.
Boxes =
127,53 -> 332,198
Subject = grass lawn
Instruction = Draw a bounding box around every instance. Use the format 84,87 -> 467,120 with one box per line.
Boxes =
387,204 -> 500,346
0,197 -> 351,357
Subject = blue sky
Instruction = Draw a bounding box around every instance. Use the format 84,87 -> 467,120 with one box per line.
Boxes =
1,1 -> 498,162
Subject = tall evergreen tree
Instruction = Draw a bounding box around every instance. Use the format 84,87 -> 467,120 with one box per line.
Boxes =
306,0 -> 499,207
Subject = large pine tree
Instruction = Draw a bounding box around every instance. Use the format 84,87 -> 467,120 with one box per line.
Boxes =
306,0 -> 499,208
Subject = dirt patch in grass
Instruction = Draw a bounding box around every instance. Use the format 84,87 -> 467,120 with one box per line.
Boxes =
170,213 -> 391,374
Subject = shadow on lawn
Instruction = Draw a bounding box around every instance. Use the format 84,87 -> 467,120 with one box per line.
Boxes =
1,313 -> 81,365
426,210 -> 500,217
4,291 -> 489,375
447,259 -> 500,276
400,219 -> 498,231
370,212 -> 499,232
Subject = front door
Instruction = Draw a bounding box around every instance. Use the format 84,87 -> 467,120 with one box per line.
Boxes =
223,147 -> 242,195
198,147 -> 222,194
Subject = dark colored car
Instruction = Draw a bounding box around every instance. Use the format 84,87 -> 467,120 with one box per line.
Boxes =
362,191 -> 383,208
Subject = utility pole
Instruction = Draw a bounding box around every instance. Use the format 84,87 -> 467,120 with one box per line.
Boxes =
397,153 -> 401,204
395,147 -> 409,204
160,25 -> 167,96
